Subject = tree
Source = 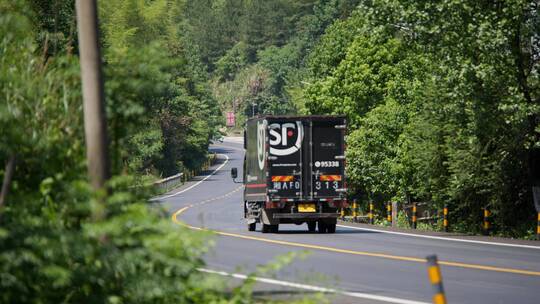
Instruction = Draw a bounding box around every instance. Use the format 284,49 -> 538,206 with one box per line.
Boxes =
302,0 -> 539,235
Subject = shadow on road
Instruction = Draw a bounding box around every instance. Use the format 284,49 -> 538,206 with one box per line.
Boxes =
267,229 -> 379,235
210,147 -> 241,156
251,289 -> 328,299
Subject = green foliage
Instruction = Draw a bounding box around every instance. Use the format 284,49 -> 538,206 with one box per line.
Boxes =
395,211 -> 410,229
0,176 -> 220,303
0,1 -> 348,302
0,2 -> 241,302
1,0 -> 85,192
306,12 -> 366,79
305,36 -> 407,128
216,42 -> 249,82
208,0 -> 362,121
99,0 -> 221,176
302,0 -> 539,237
346,100 -> 409,198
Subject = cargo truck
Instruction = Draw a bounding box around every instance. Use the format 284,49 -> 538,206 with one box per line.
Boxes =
230,115 -> 348,233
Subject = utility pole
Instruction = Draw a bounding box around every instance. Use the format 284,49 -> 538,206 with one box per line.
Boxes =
75,0 -> 110,191
0,155 -> 16,213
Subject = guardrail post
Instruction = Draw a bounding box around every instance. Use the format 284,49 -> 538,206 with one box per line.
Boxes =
392,202 -> 397,227
483,207 -> 490,235
412,203 -> 417,229
426,255 -> 447,304
536,212 -> 539,241
443,205 -> 448,232
369,202 -> 374,224
386,202 -> 392,225
352,199 -> 358,222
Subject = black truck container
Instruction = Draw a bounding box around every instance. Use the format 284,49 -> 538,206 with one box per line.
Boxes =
231,115 -> 348,233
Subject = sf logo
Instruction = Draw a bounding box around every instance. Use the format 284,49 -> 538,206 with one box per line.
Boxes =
257,120 -> 267,170
268,122 -> 303,156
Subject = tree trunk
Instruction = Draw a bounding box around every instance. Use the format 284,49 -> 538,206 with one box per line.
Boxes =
0,154 -> 16,210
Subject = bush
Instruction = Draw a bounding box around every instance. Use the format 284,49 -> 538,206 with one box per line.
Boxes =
0,176 -> 225,303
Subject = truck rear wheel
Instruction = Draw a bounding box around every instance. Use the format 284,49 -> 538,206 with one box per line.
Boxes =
307,222 -> 316,232
262,223 -> 271,233
327,223 -> 336,233
317,221 -> 327,233
248,222 -> 256,231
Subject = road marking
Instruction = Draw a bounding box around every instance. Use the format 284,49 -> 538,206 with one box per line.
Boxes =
212,143 -> 244,152
151,154 -> 229,201
165,145 -> 540,279
198,268 -> 429,304
223,137 -> 244,144
336,225 -> 540,250
172,207 -> 540,277
209,143 -> 539,251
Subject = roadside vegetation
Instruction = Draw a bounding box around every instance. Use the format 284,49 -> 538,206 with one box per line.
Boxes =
0,0 -> 538,302
0,0 -> 321,302
201,0 -> 539,238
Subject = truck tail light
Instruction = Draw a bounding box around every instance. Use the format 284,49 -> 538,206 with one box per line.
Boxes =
265,201 -> 280,209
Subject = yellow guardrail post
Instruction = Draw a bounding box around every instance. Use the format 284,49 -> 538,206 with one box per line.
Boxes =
369,202 -> 374,224
352,200 -> 358,222
537,212 -> 540,241
483,207 -> 490,235
443,205 -> 449,232
412,203 -> 417,229
386,202 -> 392,225
426,255 -> 447,304
340,207 -> 345,220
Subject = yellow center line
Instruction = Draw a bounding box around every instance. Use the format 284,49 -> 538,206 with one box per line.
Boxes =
171,198 -> 540,277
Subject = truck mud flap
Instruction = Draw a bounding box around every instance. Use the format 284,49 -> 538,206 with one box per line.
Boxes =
261,209 -> 280,225
273,213 -> 339,219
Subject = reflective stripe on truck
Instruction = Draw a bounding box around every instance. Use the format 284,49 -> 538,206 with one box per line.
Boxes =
319,175 -> 342,181
271,175 -> 294,182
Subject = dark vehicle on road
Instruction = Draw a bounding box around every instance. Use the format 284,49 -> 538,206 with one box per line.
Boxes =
231,115 -> 348,233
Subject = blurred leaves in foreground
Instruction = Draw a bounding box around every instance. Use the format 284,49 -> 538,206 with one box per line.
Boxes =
0,1 -> 327,302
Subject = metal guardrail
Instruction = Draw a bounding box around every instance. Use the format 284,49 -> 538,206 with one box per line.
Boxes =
152,152 -> 218,192
339,202 -> 492,235
153,172 -> 184,190
339,201 -> 444,229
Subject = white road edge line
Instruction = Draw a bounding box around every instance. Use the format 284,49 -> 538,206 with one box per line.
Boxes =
198,268 -> 429,304
150,154 -> 229,201
337,224 -> 540,250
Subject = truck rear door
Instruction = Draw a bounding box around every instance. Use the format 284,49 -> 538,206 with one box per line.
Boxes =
311,120 -> 345,198
267,120 -> 303,199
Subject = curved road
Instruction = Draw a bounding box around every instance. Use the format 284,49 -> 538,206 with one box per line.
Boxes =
156,138 -> 540,304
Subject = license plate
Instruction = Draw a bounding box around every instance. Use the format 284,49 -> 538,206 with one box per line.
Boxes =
298,204 -> 316,213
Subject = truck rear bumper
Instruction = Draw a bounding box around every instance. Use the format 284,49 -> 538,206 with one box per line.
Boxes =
273,213 -> 339,219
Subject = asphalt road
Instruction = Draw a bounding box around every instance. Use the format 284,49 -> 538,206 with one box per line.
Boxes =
155,138 -> 540,304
